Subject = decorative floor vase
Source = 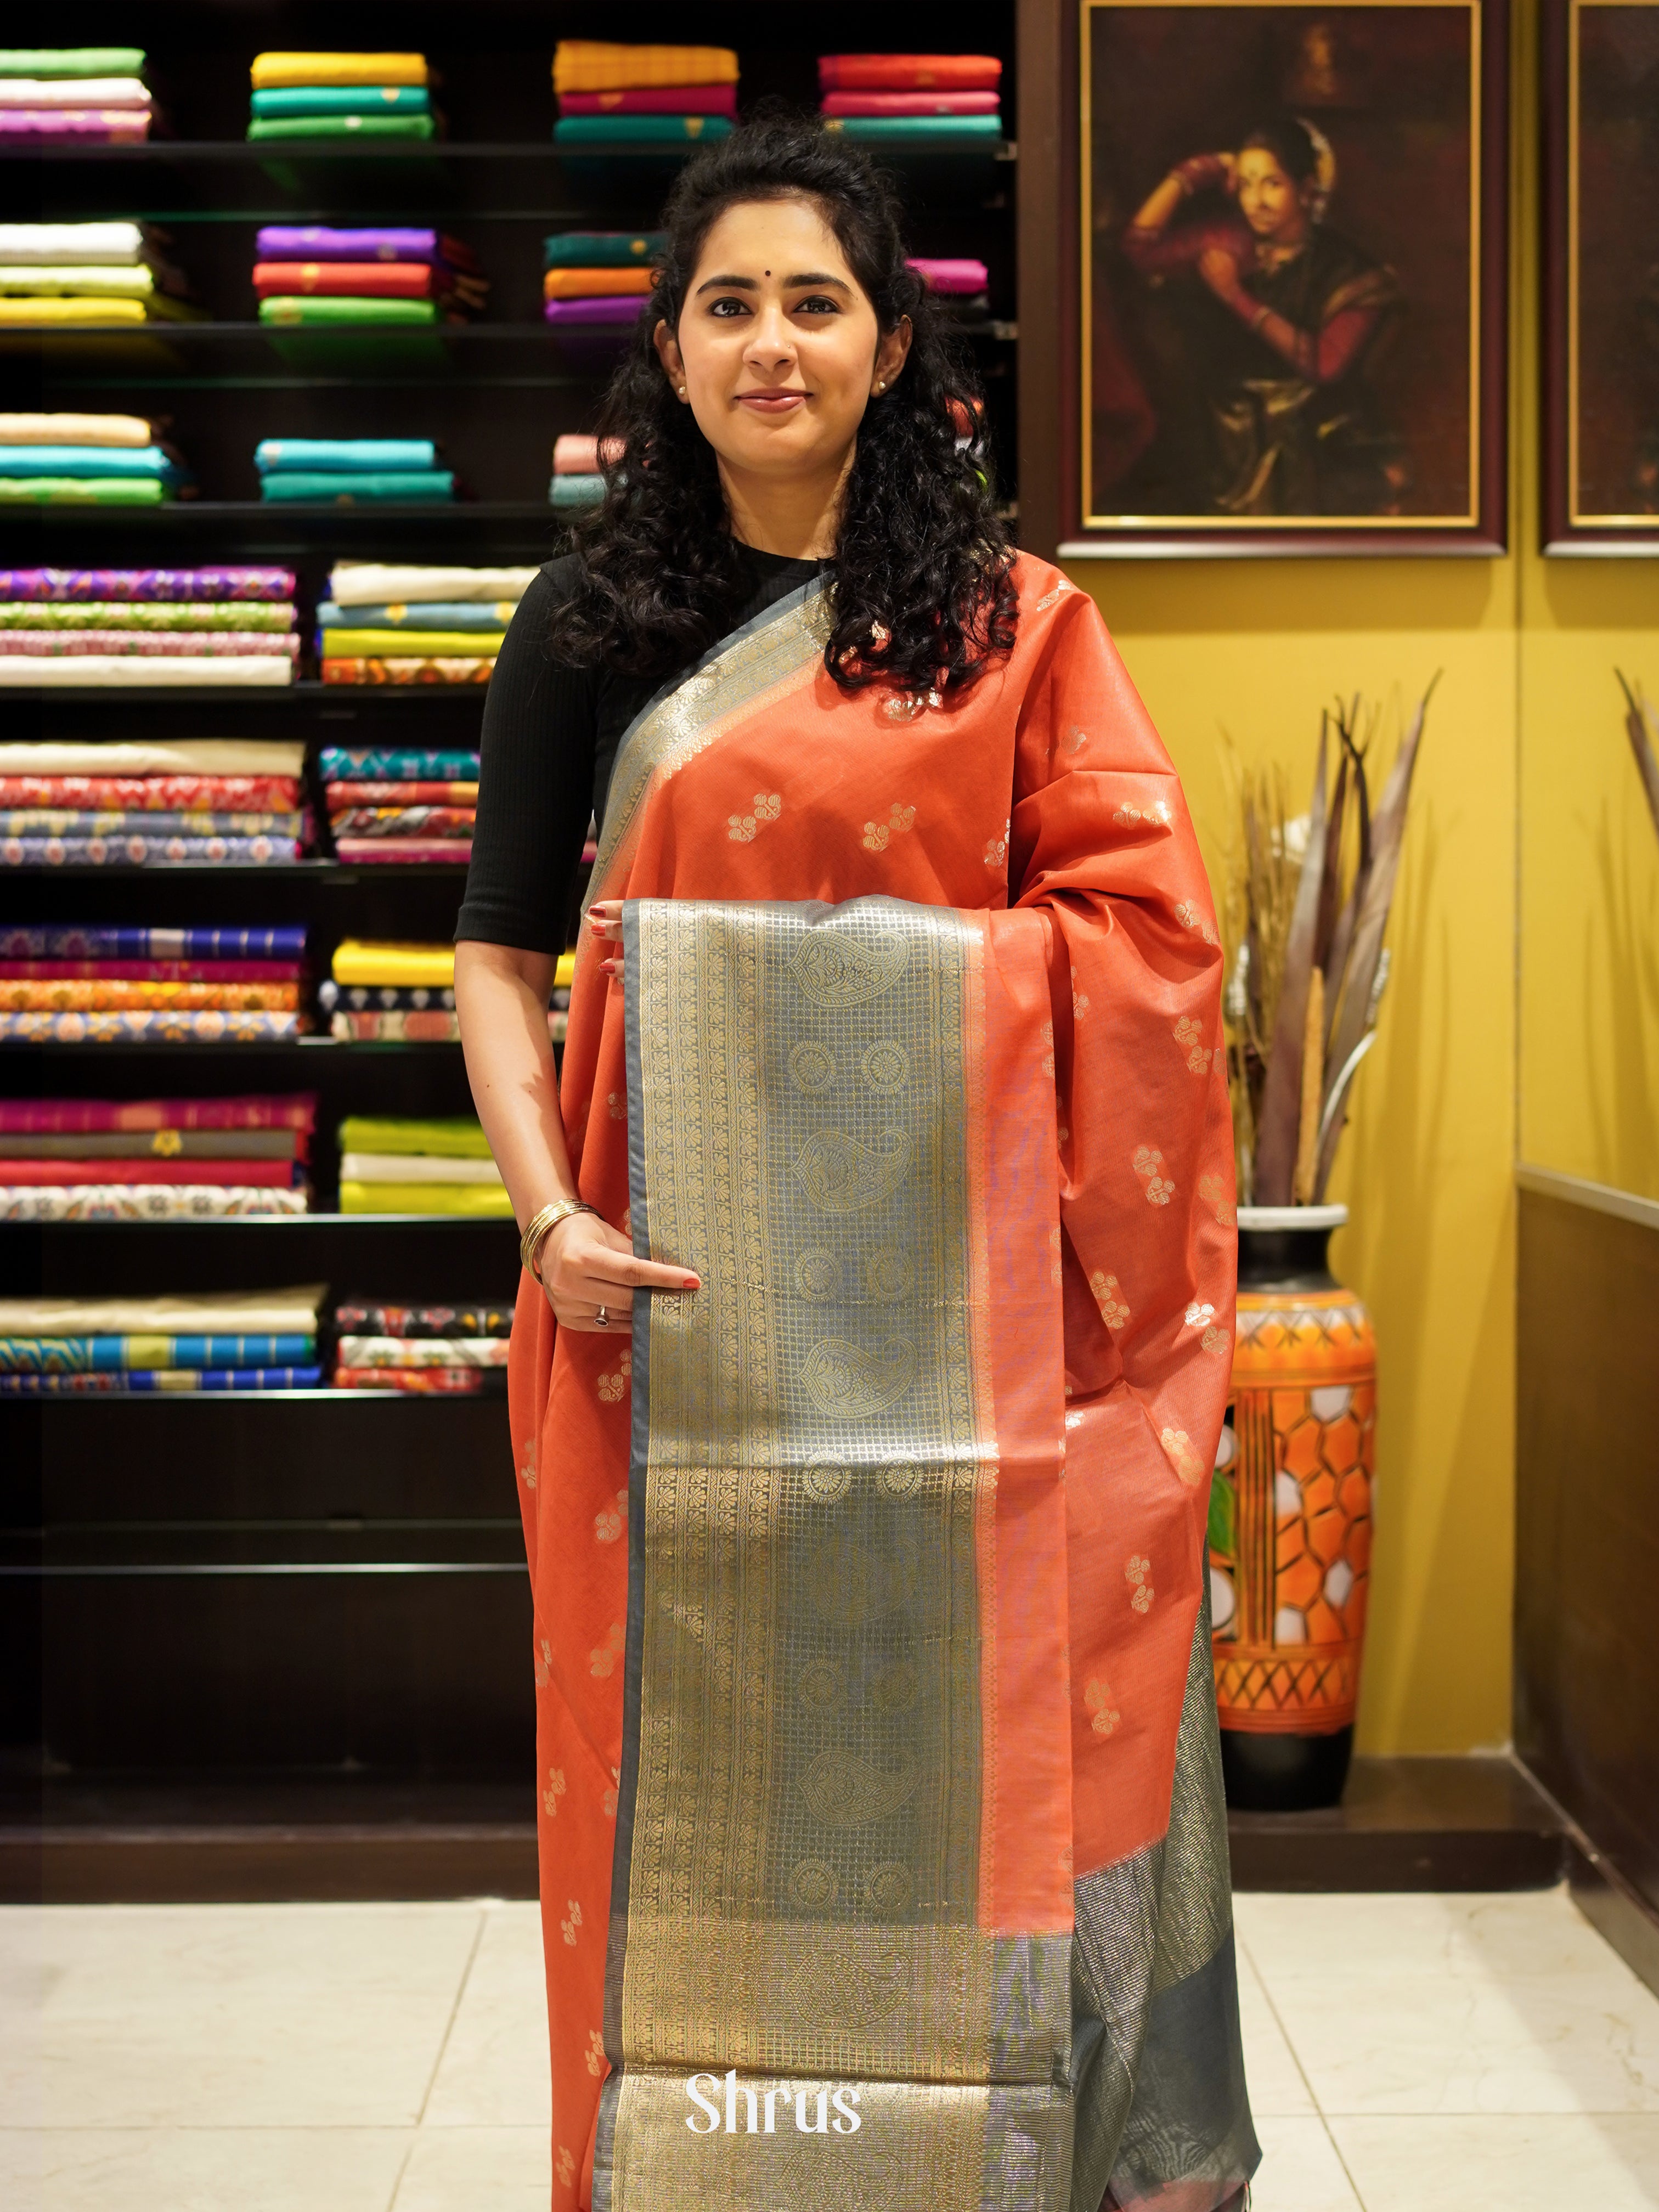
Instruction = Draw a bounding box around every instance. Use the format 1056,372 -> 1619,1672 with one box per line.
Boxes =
1209,1204 -> 1376,1811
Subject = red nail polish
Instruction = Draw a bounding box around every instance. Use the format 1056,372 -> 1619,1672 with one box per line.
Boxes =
682,1278 -> 700,1291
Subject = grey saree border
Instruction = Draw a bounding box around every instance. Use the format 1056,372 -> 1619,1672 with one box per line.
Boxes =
591,902 -> 652,2212
585,574 -> 829,904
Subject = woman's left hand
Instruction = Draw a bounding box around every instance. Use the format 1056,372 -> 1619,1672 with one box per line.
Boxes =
588,899 -> 624,986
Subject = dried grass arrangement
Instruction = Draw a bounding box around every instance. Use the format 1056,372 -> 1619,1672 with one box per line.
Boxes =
1220,685 -> 1437,1207
1616,674 -> 1659,843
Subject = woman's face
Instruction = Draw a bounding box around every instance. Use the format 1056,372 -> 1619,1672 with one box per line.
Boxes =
1235,148 -> 1312,243
654,195 -> 910,483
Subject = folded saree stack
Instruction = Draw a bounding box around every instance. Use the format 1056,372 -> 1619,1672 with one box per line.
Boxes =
253,225 -> 485,330
247,53 -> 437,143
320,749 -> 478,857
0,1093 -> 316,1218
0,1284 -> 324,1391
0,568 -> 298,688
0,735 -> 308,866
256,438 -> 455,505
321,939 -> 458,1041
552,43 -> 736,154
0,48 -> 153,143
317,559 -> 531,689
550,433 -> 618,512
0,413 -> 192,506
337,1114 -> 509,1216
331,1294 -> 511,1394
0,225 -> 202,328
0,922 -> 311,1039
819,52 -> 1005,146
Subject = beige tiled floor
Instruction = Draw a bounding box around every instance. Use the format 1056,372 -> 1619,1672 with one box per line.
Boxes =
3,1887 -> 1658,2208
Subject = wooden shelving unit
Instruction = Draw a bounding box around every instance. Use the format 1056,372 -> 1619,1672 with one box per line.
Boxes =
0,0 -> 1018,1866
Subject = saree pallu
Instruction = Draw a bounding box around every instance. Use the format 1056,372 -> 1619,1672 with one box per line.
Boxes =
507,560 -> 1257,2211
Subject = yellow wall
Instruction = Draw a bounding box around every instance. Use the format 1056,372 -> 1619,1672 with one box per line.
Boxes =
1055,0 -> 1654,1753
1514,15 -> 1659,1200
1065,563 -> 1519,1756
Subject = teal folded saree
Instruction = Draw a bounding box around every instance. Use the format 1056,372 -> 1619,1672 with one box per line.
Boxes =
250,87 -> 431,119
258,471 -> 454,502
552,116 -> 732,148
0,443 -> 176,478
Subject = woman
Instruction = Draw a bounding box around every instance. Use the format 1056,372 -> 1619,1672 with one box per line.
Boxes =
1122,116 -> 1403,515
456,116 -> 1256,2212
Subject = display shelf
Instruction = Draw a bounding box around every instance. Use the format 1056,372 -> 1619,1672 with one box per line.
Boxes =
2,0 -> 1019,1803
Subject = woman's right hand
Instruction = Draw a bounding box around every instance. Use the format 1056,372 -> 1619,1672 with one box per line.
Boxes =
535,1205 -> 699,1331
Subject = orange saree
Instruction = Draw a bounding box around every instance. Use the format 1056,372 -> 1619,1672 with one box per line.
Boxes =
506,555 -> 1257,2211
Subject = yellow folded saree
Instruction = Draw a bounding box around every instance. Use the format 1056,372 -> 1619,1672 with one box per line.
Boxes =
331,940 -> 455,989
552,41 -> 738,93
251,52 -> 428,88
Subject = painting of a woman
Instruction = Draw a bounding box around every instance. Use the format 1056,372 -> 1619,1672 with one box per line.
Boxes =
1119,117 -> 1404,515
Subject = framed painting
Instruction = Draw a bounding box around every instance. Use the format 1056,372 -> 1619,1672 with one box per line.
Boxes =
1544,0 -> 1659,550
1058,0 -> 1508,555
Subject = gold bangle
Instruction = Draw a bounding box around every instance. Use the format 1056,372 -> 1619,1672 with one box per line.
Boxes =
521,1197 -> 599,1282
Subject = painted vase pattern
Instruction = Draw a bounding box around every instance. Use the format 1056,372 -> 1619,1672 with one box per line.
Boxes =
1210,1273 -> 1376,1743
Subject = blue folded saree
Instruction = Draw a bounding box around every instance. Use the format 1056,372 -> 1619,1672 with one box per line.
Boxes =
255,438 -> 438,474
0,443 -> 179,479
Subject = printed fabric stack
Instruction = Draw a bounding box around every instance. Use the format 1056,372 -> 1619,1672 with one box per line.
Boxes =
317,560 -> 533,688
0,414 -> 191,507
0,567 -> 298,687
331,1295 -> 511,1396
321,749 -> 477,860
255,227 -> 485,331
552,43 -> 735,156
819,53 -> 1004,149
0,1093 -> 317,1220
247,53 -> 437,143
323,940 -> 457,1042
0,736 -> 309,866
0,225 -> 201,328
0,1285 -> 325,1395
543,229 -> 661,359
550,433 -> 620,513
337,1116 -> 509,1217
0,923 -> 309,1041
257,439 -> 455,506
0,48 -> 153,144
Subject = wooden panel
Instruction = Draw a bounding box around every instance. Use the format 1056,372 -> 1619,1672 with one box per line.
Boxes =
1516,1187 -> 1659,1923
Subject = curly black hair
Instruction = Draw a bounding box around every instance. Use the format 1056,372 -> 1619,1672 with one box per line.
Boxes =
554,111 -> 1018,696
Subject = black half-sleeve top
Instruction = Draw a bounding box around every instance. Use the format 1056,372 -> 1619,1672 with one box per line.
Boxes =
454,545 -> 823,952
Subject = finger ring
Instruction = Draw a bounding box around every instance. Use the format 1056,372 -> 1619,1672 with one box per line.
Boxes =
595,1305 -> 610,1329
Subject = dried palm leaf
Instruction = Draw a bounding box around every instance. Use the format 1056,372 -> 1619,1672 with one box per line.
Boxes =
1313,679 -> 1438,1199
1253,719 -> 1330,1205
1617,672 -> 1659,842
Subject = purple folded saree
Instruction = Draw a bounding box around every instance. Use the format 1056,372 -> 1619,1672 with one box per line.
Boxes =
256,225 -> 475,268
542,296 -> 642,326
0,109 -> 151,140
0,568 -> 296,603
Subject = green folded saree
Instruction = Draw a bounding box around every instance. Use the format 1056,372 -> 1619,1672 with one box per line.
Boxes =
339,1181 -> 512,1217
337,1114 -> 492,1157
258,296 -> 438,326
247,114 -> 436,141
0,601 -> 292,631
0,48 -> 144,75
0,477 -> 165,503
